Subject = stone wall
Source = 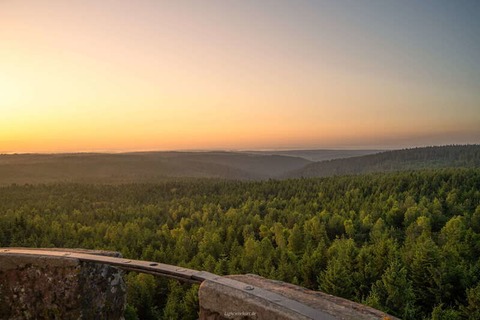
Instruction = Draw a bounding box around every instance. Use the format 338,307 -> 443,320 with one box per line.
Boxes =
199,274 -> 398,320
0,248 -> 398,320
0,249 -> 126,320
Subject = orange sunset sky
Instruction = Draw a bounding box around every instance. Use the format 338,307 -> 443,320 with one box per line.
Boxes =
1,1 -> 479,153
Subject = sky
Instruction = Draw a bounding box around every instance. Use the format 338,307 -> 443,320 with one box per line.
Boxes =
1,0 -> 479,153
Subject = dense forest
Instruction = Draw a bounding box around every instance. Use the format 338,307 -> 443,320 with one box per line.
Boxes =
1,168 -> 479,319
289,145 -> 480,178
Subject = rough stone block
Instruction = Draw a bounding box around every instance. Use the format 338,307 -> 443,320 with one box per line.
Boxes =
199,274 -> 398,320
0,249 -> 126,320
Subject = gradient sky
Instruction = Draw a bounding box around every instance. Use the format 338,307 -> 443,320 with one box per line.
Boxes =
1,0 -> 479,153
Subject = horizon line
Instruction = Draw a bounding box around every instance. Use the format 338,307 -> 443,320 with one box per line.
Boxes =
1,143 -> 477,156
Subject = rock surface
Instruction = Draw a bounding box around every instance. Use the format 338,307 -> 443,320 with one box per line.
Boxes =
0,249 -> 126,320
199,274 -> 398,320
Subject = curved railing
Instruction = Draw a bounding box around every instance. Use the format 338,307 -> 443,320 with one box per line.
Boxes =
0,247 -> 396,320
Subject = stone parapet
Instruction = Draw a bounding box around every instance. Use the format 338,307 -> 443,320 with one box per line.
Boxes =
199,274 -> 398,320
0,248 -> 126,320
0,248 -> 398,320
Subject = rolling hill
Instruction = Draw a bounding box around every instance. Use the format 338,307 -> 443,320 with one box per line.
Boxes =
244,149 -> 382,161
1,146 -> 478,184
285,145 -> 480,178
0,151 -> 311,184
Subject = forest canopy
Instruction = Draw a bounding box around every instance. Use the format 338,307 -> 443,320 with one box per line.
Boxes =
1,168 -> 479,319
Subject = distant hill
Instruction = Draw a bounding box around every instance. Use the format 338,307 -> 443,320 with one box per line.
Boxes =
0,151 -> 311,184
244,149 -> 383,161
286,145 -> 480,178
2,146 -> 476,184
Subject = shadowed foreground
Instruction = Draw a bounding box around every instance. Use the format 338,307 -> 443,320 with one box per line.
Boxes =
0,248 -> 396,320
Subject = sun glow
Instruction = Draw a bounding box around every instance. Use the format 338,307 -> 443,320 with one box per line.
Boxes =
1,1 -> 479,153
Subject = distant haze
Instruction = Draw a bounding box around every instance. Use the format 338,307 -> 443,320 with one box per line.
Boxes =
1,1 -> 479,153
0,146 -> 477,185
